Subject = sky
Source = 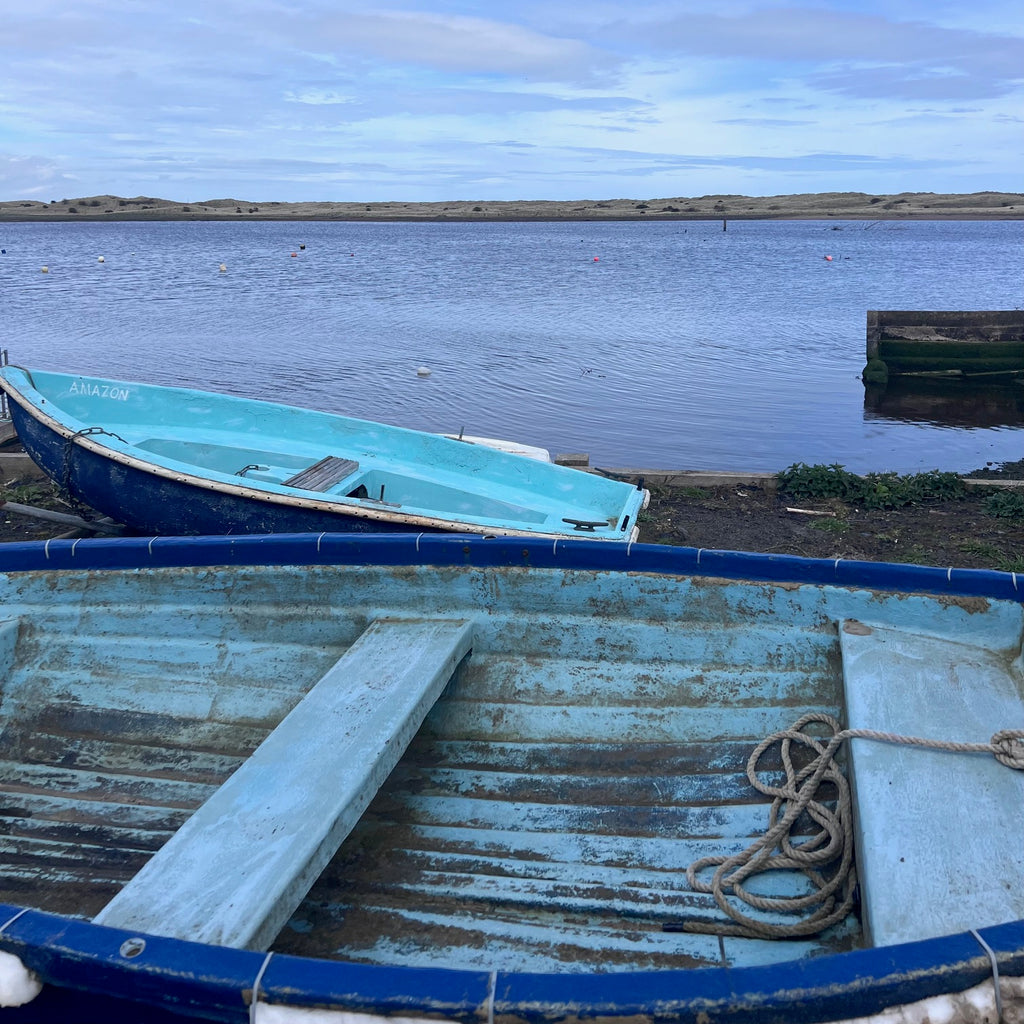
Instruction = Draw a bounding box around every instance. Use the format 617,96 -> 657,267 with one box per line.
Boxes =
1,0 -> 1022,203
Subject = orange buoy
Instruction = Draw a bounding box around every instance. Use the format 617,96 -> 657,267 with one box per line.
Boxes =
824,255 -> 833,261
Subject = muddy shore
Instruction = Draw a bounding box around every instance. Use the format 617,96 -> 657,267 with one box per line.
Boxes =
2,190 -> 1022,222
3,452 -> 1023,573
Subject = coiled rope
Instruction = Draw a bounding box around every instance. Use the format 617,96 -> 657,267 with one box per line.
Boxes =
669,712 -> 1024,940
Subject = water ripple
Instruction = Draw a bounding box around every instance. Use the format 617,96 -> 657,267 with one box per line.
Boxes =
2,218 -> 1021,472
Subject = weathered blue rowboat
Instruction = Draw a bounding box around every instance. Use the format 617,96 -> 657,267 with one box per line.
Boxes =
0,536 -> 1023,1023
0,366 -> 646,540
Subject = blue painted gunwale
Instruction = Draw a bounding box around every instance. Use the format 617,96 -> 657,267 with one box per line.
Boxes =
0,532 -> 1021,1023
0,366 -> 647,541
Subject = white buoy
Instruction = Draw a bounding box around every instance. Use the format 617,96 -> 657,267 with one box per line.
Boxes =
416,366 -> 432,377
97,256 -> 105,263
219,263 -> 227,273
40,266 -> 48,274
0,950 -> 42,1007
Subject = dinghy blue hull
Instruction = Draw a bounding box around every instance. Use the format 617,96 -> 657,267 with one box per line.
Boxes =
3,903 -> 1020,1024
0,534 -> 1019,1023
0,366 -> 647,540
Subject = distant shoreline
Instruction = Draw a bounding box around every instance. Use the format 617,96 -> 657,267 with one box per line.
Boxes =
1,190 -> 1022,223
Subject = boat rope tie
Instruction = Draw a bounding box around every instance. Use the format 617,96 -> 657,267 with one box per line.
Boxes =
60,426 -> 129,501
971,928 -> 1004,1024
668,712 -> 1024,940
486,969 -> 498,1024
249,951 -> 274,1024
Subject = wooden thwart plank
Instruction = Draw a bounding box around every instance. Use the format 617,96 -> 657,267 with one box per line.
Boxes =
93,616 -> 474,950
839,619 -> 1024,947
282,455 -> 359,491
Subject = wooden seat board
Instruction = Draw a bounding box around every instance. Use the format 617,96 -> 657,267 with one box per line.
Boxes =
282,455 -> 359,491
93,616 -> 474,950
839,619 -> 1024,947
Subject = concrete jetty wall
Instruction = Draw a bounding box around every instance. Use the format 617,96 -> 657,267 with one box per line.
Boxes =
865,310 -> 1024,378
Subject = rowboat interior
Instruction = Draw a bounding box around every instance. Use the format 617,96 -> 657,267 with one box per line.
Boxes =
137,440 -> 555,524
0,367 -> 647,538
0,535 -> 1021,991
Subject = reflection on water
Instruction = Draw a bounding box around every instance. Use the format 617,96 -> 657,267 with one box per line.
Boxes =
864,378 -> 1024,428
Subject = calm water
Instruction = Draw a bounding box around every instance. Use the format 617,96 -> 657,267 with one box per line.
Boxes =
1,218 -> 1022,472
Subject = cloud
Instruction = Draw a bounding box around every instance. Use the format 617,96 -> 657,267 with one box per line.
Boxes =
284,90 -> 358,106
270,83 -> 654,124
0,154 -> 78,197
612,7 -> 1024,100
808,66 -> 1021,101
716,118 -> 817,127
124,144 -> 911,192
550,145 -> 933,174
305,10 -> 620,86
0,2 -> 1019,200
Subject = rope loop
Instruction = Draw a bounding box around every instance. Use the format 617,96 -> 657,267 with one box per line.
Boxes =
682,713 -> 857,939
991,730 -> 1024,770
673,715 -> 1024,941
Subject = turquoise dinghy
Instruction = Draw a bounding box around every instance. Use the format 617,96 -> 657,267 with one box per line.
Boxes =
0,365 -> 647,540
0,534 -> 1021,1023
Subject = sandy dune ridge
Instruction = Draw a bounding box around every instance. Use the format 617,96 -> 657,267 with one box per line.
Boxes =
1,191 -> 1021,221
